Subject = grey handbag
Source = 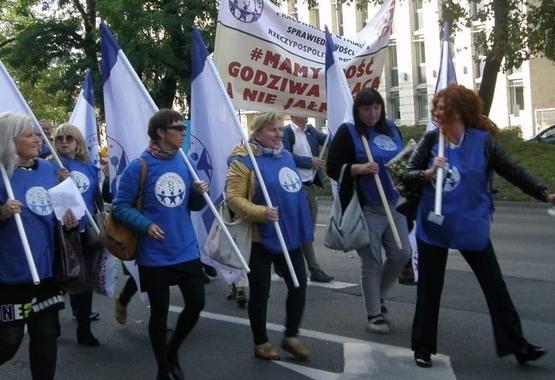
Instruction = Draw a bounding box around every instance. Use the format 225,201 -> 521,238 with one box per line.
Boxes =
324,164 -> 370,252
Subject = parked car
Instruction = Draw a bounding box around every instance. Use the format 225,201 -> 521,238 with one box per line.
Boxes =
526,125 -> 555,144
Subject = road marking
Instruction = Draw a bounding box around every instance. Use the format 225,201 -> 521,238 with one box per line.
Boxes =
168,307 -> 456,380
271,274 -> 357,289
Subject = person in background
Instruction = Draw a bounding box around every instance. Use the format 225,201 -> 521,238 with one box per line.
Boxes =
226,112 -> 313,361
403,84 -> 551,368
52,123 -> 102,347
112,109 -> 208,380
282,115 -> 334,283
326,88 -> 411,335
0,112 -> 78,380
37,119 -> 53,159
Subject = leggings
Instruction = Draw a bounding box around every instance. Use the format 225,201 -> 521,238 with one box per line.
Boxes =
146,274 -> 205,375
0,309 -> 59,380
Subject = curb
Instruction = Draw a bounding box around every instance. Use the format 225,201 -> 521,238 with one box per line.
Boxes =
315,197 -> 551,209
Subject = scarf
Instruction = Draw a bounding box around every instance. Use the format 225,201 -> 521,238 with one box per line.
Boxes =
147,140 -> 177,159
249,137 -> 284,158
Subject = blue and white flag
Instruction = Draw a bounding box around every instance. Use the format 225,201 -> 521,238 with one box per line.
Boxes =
100,20 -> 155,193
324,27 -> 354,136
69,70 -> 100,167
190,25 -> 244,284
101,21 -> 155,302
426,21 -> 458,131
0,58 -> 39,126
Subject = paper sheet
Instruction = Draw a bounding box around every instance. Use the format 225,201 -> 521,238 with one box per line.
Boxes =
47,178 -> 87,223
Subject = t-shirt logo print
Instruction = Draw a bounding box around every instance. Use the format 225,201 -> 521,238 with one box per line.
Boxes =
70,171 -> 90,193
432,164 -> 461,192
155,172 -> 186,207
26,186 -> 53,215
279,167 -> 302,193
373,135 -> 397,151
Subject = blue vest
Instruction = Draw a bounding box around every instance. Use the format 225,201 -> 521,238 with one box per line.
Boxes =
58,156 -> 101,231
118,153 -> 201,266
0,159 -> 57,284
416,129 -> 492,250
347,121 -> 403,204
234,152 -> 313,253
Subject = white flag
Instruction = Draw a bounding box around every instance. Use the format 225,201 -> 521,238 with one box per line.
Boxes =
0,59 -> 39,126
190,25 -> 245,284
69,70 -> 100,167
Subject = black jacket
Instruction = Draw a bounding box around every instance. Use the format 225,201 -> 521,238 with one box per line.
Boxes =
402,128 -> 549,202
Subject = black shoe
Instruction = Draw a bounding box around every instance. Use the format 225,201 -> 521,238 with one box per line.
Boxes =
515,343 -> 547,365
203,264 -> 218,277
414,350 -> 432,368
202,272 -> 211,284
310,270 -> 334,283
236,289 -> 247,307
76,327 -> 99,347
168,351 -> 185,380
226,285 -> 237,300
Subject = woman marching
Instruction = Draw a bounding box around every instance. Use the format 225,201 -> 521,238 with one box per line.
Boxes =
403,84 -> 552,368
112,109 -> 208,380
226,112 -> 314,361
0,112 -> 79,379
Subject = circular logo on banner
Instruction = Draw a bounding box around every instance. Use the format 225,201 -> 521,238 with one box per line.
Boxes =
279,167 -> 302,193
373,135 -> 397,151
26,186 -> 53,216
70,171 -> 90,193
155,172 -> 186,207
228,0 -> 264,23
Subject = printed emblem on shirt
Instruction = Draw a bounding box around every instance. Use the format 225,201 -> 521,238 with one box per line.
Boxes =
155,172 -> 186,207
26,186 -> 53,215
279,167 -> 302,193
70,171 -> 90,193
432,164 -> 461,192
373,135 -> 397,151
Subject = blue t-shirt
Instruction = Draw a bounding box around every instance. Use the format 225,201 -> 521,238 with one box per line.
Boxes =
0,159 -> 58,284
114,153 -> 201,266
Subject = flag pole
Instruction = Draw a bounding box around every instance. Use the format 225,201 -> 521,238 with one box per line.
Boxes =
311,133 -> 331,181
1,164 -> 40,284
361,138 -> 402,249
178,149 -> 251,273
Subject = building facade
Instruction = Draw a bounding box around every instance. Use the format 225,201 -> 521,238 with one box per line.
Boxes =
284,0 -> 555,137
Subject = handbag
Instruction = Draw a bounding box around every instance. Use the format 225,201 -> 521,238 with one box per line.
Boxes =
324,164 -> 371,252
395,196 -> 419,221
85,210 -> 106,248
204,202 -> 252,269
385,139 -> 418,199
90,248 -> 118,297
100,158 -> 147,261
54,223 -> 91,293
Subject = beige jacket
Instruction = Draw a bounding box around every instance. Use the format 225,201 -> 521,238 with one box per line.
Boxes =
226,143 -> 268,243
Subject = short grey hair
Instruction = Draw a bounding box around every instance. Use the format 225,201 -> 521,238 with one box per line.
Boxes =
0,112 -> 33,177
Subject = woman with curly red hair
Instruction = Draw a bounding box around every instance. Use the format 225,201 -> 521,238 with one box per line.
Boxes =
403,84 -> 553,368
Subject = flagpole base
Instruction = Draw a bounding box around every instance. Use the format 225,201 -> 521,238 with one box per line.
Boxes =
427,212 -> 444,225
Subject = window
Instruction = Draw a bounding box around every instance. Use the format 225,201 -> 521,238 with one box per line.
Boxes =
335,2 -> 344,35
389,92 -> 401,120
415,40 -> 426,83
309,6 -> 320,28
358,7 -> 368,30
414,0 -> 424,30
389,43 -> 399,87
470,0 -> 487,22
416,89 -> 429,120
288,0 -> 298,19
474,56 -> 486,79
509,79 -> 524,115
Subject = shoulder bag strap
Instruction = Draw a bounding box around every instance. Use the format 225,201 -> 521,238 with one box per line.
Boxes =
135,158 -> 147,211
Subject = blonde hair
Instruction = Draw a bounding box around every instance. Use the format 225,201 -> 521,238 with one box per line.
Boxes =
251,112 -> 283,133
0,112 -> 33,177
53,123 -> 89,163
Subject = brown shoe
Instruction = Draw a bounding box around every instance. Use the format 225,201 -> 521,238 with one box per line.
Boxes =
166,323 -> 173,331
114,296 -> 127,325
253,343 -> 281,360
281,337 -> 310,360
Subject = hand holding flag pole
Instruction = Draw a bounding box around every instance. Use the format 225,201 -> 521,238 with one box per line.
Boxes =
311,133 -> 331,181
0,164 -> 40,284
178,149 -> 250,273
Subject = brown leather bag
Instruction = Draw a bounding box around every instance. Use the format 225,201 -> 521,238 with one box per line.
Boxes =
100,158 -> 147,261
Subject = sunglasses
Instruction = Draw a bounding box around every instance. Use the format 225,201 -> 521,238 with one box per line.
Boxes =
165,124 -> 186,132
55,135 -> 75,143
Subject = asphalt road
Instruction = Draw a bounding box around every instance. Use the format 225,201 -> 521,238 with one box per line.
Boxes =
1,201 -> 554,380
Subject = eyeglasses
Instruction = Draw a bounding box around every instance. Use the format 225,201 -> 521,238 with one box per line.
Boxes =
165,124 -> 186,132
55,135 -> 75,143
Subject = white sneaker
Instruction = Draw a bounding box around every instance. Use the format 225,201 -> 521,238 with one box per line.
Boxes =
366,315 -> 390,334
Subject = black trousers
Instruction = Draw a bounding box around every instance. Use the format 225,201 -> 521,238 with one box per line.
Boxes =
247,243 -> 307,345
412,239 -> 527,356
